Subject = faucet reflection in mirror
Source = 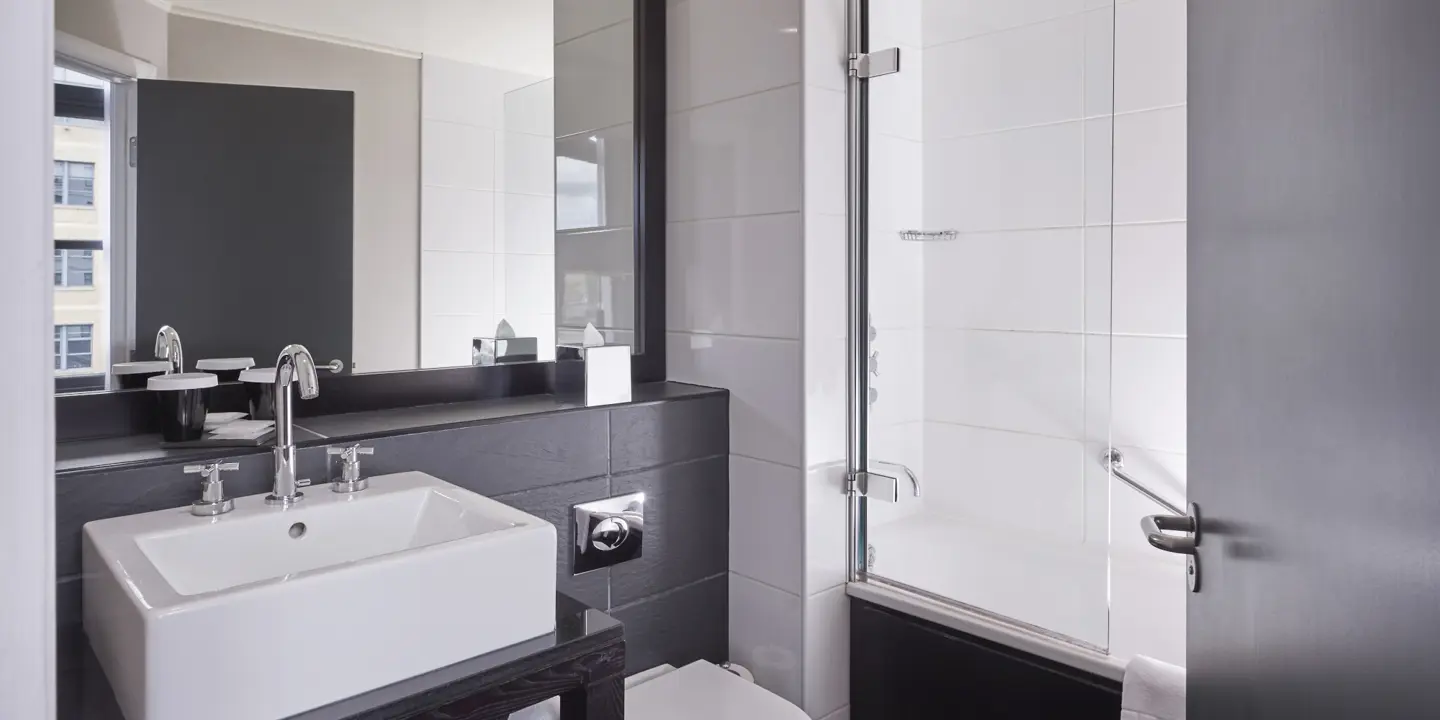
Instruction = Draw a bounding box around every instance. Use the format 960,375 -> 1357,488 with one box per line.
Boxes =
153,325 -> 183,374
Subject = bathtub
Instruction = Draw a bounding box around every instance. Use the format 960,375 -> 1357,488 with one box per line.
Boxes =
854,505 -> 1187,678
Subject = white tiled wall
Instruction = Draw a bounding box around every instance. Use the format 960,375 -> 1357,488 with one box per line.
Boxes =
420,57 -> 555,367
663,0 -> 808,708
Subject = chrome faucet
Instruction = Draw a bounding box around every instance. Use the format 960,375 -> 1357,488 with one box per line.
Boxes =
266,344 -> 319,507
154,325 -> 183,374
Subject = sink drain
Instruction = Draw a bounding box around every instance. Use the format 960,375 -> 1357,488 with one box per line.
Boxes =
288,522 -> 307,539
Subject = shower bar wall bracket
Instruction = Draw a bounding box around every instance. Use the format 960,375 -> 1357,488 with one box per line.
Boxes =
1101,447 -> 1184,516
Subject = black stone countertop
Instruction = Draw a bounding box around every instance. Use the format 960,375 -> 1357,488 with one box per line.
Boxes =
59,593 -> 623,720
57,381 -> 722,476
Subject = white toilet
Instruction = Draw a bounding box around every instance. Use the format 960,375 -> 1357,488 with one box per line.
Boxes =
512,661 -> 809,720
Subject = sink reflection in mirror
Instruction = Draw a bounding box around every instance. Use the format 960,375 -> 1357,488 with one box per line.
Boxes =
82,471 -> 556,720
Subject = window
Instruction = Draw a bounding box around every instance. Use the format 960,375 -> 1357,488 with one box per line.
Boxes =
54,249 -> 94,287
54,161 -> 95,206
54,324 -> 94,370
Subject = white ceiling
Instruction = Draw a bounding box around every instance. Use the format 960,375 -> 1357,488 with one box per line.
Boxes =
169,0 -> 555,77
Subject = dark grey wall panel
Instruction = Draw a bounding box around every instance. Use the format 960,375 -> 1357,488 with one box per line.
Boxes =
609,396 -> 727,474
494,477 -> 613,610
610,457 -> 728,606
610,574 -> 728,675
135,80 -> 354,368
357,413 -> 610,497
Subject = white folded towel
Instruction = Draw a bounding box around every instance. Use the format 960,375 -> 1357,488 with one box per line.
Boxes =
1122,655 -> 1185,720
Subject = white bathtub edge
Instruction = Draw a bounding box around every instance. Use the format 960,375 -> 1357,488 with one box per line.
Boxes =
846,580 -> 1128,683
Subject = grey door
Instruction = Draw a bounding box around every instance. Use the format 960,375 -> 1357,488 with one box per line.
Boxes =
135,79 -> 354,370
1190,2 -> 1440,717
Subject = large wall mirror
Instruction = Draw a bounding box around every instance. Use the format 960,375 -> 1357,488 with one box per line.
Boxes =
51,0 -> 659,400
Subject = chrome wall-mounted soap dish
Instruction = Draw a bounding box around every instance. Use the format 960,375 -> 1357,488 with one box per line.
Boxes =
899,230 -> 958,242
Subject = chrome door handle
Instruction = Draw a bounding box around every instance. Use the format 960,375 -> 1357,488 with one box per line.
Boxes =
1142,512 -> 1197,554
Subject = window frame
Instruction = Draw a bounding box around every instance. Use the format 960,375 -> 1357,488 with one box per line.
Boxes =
53,160 -> 96,207
54,323 -> 95,371
53,248 -> 95,288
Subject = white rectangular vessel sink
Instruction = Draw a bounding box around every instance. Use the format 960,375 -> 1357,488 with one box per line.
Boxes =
83,471 -> 557,720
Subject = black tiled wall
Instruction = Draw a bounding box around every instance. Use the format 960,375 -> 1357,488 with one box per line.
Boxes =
55,390 -> 729,675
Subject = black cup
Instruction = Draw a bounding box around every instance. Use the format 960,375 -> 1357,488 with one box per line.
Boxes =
148,373 -> 219,442
117,370 -> 167,390
196,358 -> 255,384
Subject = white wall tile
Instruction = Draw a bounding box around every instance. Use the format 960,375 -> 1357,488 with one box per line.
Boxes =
499,193 -> 555,256
805,213 -> 847,342
421,187 -> 495,253
925,329 -> 1085,439
668,332 -> 803,468
924,228 -> 1085,332
668,85 -> 804,222
667,213 -> 803,339
555,0 -> 632,44
1113,222 -> 1186,336
1113,106 -> 1186,224
804,0 -> 847,92
729,573 -> 804,705
869,133 -> 924,234
803,586 -> 850,718
923,14 -> 1084,138
1084,7 -> 1115,118
668,0 -> 801,111
555,19 -> 634,137
805,462 -> 849,593
925,423 -> 1087,540
1083,118 -> 1113,225
1111,336 -> 1186,453
867,422 -> 926,530
1084,226 -> 1113,334
926,121 -> 1084,233
422,120 -> 496,190
1114,0 -> 1187,114
731,455 -> 806,595
421,250 -> 495,318
499,131 -> 555,197
870,327 -> 924,428
806,87 -> 847,218
924,0 -> 1090,48
870,0 -> 923,49
805,335 -> 847,468
868,228 -> 924,332
871,47 -> 923,142
1110,554 -> 1187,666
503,254 -> 555,323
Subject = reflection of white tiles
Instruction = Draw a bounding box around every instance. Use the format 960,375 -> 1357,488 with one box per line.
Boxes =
422,120 -> 495,190
421,314 -> 488,369
667,332 -> 802,468
667,85 -> 803,222
925,329 -> 1085,439
731,455 -> 805,595
924,228 -> 1085,332
555,20 -> 634,137
421,251 -> 495,318
923,13 -> 1084,138
499,193 -> 554,256
926,121 -> 1084,233
729,573 -> 804,705
666,213 -> 803,340
503,254 -> 555,323
503,78 -> 554,137
803,585 -> 850,718
667,0 -> 801,111
499,132 -> 555,197
1111,336 -> 1187,453
1114,106 -> 1187,224
421,187 -> 495,253
924,423 -> 1087,541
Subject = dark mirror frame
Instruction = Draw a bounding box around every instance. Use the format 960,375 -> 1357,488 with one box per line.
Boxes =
56,0 -> 666,443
